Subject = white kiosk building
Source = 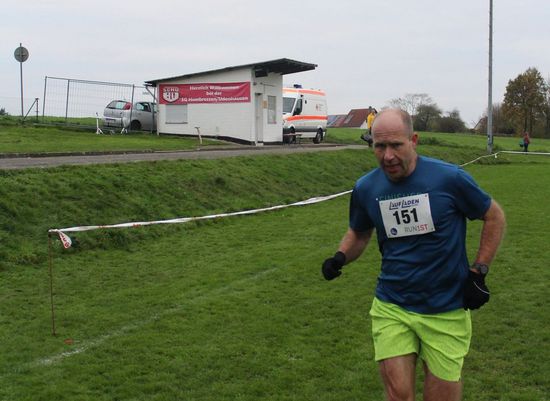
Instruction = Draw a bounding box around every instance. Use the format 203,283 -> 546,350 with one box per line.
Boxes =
145,58 -> 317,145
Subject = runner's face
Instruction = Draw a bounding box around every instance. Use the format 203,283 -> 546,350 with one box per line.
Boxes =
372,115 -> 418,181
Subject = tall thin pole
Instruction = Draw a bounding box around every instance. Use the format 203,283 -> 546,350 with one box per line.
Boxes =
487,0 -> 494,153
19,42 -> 24,118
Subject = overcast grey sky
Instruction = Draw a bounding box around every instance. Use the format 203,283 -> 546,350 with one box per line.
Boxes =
2,0 -> 549,127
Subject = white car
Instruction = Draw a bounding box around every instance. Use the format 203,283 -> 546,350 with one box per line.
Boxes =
103,100 -> 157,131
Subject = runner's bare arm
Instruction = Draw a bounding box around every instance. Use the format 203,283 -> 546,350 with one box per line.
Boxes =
474,200 -> 506,266
338,227 -> 374,265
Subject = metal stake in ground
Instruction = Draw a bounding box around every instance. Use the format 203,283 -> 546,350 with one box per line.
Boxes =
195,126 -> 203,147
48,233 -> 57,336
95,112 -> 104,135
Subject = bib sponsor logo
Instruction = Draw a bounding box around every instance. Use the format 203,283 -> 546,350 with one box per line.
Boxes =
389,198 -> 420,210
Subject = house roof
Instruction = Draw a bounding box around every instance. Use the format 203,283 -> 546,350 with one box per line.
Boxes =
327,114 -> 347,128
145,58 -> 317,86
340,108 -> 371,128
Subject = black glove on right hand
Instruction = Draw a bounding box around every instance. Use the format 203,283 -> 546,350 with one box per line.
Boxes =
463,270 -> 490,310
322,251 -> 346,281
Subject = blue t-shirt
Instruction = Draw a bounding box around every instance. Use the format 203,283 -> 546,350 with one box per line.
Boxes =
350,156 -> 492,314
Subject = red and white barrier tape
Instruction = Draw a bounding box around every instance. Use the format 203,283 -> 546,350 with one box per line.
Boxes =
48,190 -> 353,248
460,150 -> 550,167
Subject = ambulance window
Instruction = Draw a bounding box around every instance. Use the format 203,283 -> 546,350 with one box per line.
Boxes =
283,97 -> 295,114
294,99 -> 303,115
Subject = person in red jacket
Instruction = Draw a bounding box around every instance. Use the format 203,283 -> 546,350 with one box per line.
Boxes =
522,131 -> 530,152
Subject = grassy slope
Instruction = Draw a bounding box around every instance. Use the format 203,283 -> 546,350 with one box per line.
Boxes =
0,150 -> 376,269
0,127 -> 549,400
0,120 -> 229,154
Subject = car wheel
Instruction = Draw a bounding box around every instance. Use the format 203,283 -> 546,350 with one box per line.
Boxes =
130,120 -> 141,130
313,129 -> 323,144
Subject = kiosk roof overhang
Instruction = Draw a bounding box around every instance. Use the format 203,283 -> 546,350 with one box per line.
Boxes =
145,58 -> 317,86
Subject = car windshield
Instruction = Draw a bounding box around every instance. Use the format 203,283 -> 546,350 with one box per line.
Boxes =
133,102 -> 157,112
283,97 -> 295,114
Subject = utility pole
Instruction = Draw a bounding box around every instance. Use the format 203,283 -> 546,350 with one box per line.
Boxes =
487,0 -> 494,153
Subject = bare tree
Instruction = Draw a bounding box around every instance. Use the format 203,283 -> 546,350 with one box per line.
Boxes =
387,93 -> 433,116
478,103 -> 515,135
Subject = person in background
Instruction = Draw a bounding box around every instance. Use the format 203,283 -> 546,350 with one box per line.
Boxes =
367,108 -> 377,135
522,131 -> 530,152
361,108 -> 377,147
322,108 -> 506,401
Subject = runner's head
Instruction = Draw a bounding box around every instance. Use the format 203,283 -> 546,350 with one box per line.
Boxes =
371,109 -> 418,181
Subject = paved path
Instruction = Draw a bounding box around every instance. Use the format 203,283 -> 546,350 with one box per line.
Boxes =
0,144 -> 366,170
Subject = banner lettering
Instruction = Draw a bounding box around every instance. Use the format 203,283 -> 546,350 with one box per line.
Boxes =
159,82 -> 251,104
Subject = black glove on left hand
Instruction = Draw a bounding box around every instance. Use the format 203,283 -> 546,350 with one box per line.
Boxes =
322,251 -> 346,281
463,270 -> 490,310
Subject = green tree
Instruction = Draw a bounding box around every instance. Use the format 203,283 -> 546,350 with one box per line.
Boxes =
414,104 -> 442,131
436,109 -> 466,133
502,67 -> 547,135
541,76 -> 550,137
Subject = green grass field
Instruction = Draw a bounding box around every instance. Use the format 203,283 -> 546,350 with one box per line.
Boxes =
1,124 -> 549,400
327,127 -> 549,154
2,118 -> 548,156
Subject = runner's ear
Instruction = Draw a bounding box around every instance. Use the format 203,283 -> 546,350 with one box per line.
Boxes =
411,132 -> 419,147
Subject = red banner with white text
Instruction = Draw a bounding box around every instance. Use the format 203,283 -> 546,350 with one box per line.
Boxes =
159,82 -> 251,104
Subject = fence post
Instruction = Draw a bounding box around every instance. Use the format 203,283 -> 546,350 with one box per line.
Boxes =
42,76 -> 47,122
23,98 -> 39,121
128,85 -> 135,132
64,79 -> 70,123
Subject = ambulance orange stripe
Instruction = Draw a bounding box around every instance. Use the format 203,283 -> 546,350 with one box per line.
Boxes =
285,115 -> 328,121
283,88 -> 326,96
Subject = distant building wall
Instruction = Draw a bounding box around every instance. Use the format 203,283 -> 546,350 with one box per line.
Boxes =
155,68 -> 284,145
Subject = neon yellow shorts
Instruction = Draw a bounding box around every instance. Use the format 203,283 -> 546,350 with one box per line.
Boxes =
369,297 -> 472,382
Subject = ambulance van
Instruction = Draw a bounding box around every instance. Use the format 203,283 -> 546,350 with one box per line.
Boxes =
282,85 -> 327,144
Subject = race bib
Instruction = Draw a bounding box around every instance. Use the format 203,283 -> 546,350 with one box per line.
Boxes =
379,194 -> 435,238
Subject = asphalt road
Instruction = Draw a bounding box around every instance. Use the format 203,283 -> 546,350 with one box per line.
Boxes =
0,144 -> 365,170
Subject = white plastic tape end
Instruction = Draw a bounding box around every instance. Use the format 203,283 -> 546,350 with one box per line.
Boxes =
57,231 -> 72,249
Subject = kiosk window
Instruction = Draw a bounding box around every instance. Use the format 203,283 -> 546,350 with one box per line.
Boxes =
267,96 -> 276,124
165,105 -> 188,124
